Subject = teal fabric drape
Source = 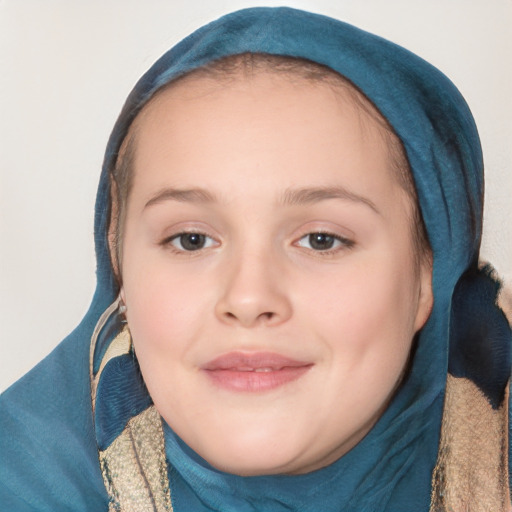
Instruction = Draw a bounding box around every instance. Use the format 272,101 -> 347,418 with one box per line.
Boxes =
1,7 -> 510,511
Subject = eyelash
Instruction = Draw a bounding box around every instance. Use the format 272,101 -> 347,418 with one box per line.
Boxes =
160,231 -> 218,253
160,230 -> 354,256
295,231 -> 355,255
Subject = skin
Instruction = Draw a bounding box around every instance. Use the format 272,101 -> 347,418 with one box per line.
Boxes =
116,72 -> 433,476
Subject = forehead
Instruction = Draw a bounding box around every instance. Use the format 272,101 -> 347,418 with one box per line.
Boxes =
140,63 -> 390,132
133,69 -> 394,173
125,72 -> 409,223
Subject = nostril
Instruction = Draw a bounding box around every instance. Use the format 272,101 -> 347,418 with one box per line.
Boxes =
222,310 -> 275,324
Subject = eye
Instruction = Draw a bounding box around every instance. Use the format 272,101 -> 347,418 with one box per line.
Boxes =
166,232 -> 217,252
296,232 -> 353,252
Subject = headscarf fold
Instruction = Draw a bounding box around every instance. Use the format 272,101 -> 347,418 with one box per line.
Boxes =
85,7 -> 511,511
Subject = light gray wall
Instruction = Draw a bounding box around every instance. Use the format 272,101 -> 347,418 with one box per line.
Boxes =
1,0 -> 511,391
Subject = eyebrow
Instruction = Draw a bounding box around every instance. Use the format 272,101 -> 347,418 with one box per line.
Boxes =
144,187 -> 217,209
280,186 -> 380,214
143,185 -> 379,214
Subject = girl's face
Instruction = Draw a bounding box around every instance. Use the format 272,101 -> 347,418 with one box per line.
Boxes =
119,73 -> 433,475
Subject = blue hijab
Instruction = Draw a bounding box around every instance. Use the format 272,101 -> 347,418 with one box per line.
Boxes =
1,7 -> 510,511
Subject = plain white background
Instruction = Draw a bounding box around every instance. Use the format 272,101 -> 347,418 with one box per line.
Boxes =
1,0 -> 511,392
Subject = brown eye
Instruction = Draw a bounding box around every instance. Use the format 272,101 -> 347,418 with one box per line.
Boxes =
170,233 -> 213,251
308,233 -> 335,250
296,232 -> 354,252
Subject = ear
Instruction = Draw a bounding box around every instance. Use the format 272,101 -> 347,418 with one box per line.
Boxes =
119,286 -> 126,305
414,255 -> 434,332
108,176 -> 122,282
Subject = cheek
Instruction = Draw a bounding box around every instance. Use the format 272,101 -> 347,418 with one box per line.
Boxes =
301,252 -> 419,373
121,252 -> 213,365
122,261 -> 217,420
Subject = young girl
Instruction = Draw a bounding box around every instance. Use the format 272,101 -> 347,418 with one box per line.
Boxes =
1,7 -> 511,511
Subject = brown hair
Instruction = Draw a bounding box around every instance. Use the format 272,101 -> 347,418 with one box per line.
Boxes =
110,53 -> 430,278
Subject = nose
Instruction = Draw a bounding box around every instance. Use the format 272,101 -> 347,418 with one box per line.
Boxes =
215,248 -> 293,328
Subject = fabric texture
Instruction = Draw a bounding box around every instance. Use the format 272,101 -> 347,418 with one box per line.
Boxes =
1,7 -> 510,511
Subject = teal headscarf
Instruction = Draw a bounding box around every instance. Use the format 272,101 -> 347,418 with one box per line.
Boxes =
1,7 -> 510,511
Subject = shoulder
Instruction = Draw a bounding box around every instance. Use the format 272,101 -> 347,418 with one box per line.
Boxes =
0,329 -> 108,511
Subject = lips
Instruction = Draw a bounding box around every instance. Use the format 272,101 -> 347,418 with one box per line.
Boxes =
202,352 -> 313,392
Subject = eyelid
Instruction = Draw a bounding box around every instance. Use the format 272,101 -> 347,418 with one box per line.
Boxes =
293,229 -> 355,255
160,227 -> 220,253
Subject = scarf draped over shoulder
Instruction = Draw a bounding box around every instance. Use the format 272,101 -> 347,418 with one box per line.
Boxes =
1,7 -> 510,512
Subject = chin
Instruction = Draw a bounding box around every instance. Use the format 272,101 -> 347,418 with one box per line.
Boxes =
207,452 -> 300,477
183,429 -> 293,475
192,434 -> 324,476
